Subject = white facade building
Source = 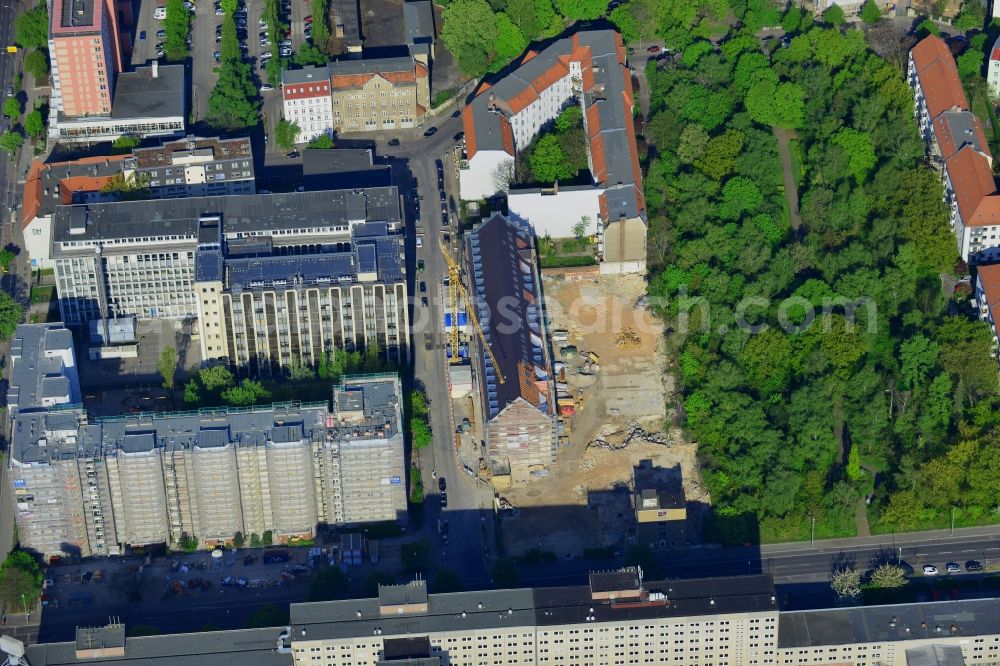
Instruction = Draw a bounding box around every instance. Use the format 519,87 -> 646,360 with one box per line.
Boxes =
282,65 -> 334,142
507,184 -> 602,238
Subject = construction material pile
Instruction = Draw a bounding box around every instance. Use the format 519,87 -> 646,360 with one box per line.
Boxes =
615,326 -> 641,350
587,421 -> 672,451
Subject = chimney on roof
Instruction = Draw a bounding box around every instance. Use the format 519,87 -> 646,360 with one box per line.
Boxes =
152,60 -> 159,79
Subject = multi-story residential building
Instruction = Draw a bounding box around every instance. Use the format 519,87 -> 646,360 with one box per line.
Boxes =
22,136 -> 254,269
49,187 -> 406,370
988,36 -> 1000,97
281,54 -> 430,139
465,213 -> 554,484
909,35 -> 1000,263
975,262 -> 1000,352
48,0 -> 124,119
7,364 -> 408,558
13,574 -> 1000,666
49,61 -> 187,144
403,0 -> 435,64
6,324 -> 80,420
460,30 -> 646,274
282,65 -> 334,142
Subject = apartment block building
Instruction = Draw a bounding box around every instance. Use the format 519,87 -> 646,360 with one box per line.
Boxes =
49,0 -> 124,118
282,66 -> 334,142
989,36 -> 1000,97
15,573 -> 1000,666
975,263 -> 1000,353
49,187 -> 406,371
49,61 -> 187,144
460,29 -> 646,274
22,136 -> 254,269
7,366 -> 408,558
281,54 -> 430,139
6,324 -> 81,420
909,35 -> 1000,263
466,213 -> 555,484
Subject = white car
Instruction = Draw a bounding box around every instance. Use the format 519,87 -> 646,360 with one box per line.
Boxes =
416,235 -> 423,248
922,565 -> 939,575
153,7 -> 167,19
260,84 -> 274,91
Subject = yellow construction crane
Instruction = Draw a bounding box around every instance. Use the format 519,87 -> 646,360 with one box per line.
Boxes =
439,241 -> 505,385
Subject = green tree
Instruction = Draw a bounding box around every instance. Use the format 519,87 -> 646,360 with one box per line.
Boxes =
249,533 -> 261,548
411,417 -> 432,449
832,128 -> 876,183
0,249 -> 14,270
307,134 -> 335,149
262,530 -> 273,546
157,347 -> 178,389
220,0 -> 238,13
859,0 -> 881,23
529,133 -> 574,182
23,110 -> 43,138
4,97 -> 20,120
555,0 -> 604,18
0,290 -> 24,337
830,566 -> 861,604
200,365 -> 235,391
695,128 -> 743,179
310,0 -> 331,51
164,0 -> 191,62
953,0 -> 985,32
956,48 -> 983,79
846,445 -> 861,482
112,135 -> 140,153
221,379 -> 270,406
233,531 -> 245,548
898,334 -> 938,389
183,380 -> 201,405
899,167 -> 955,272
0,550 -> 42,610
868,563 -> 908,588
441,0 -> 499,76
494,12 -> 527,61
491,558 -> 520,588
244,603 -> 289,628
609,3 -> 641,42
822,3 -> 845,25
275,119 -> 300,151
294,42 -> 327,66
677,124 -> 709,164
207,16 -> 260,130
14,4 -> 48,50
178,532 -> 199,552
780,6 -> 802,33
916,18 -> 940,36
719,176 -> 763,219
23,49 -> 48,82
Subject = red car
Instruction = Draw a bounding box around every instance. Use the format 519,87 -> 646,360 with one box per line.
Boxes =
304,14 -> 312,21
646,45 -> 661,54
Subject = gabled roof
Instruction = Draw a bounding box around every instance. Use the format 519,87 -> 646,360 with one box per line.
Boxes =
22,155 -> 130,228
945,145 -> 1000,227
976,263 -> 1000,326
911,34 -> 954,72
916,58 -> 968,120
934,109 -> 990,161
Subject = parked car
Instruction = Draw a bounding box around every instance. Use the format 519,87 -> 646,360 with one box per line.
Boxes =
439,492 -> 448,508
438,477 -> 446,492
416,235 -> 423,248
966,560 -> 984,572
304,14 -> 312,22
387,137 -> 400,146
260,84 -> 274,91
417,259 -> 425,272
153,6 -> 167,19
646,45 -> 661,54
946,562 -> 961,574
453,131 -> 464,142
156,29 -> 166,37
439,190 -> 446,202
419,281 -> 427,293
423,126 -> 437,137
922,565 -> 939,575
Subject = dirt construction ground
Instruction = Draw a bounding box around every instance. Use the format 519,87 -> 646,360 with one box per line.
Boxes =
500,274 -> 710,558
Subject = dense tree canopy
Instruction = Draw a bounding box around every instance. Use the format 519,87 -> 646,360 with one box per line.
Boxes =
207,15 -> 260,129
645,19 -> 994,543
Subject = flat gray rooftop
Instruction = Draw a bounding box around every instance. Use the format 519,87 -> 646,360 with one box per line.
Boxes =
7,323 -> 79,415
778,598 -> 1000,648
52,187 -> 402,245
112,65 -> 185,120
25,626 -> 291,666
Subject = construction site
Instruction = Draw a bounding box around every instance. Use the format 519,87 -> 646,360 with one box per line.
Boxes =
494,272 -> 710,558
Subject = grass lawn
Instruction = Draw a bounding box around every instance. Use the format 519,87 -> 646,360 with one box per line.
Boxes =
788,138 -> 804,185
30,285 -> 54,304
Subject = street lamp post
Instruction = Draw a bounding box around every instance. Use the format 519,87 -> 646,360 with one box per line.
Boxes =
951,506 -> 956,535
810,516 -> 816,547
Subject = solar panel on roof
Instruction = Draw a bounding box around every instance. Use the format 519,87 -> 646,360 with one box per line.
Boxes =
357,243 -> 377,274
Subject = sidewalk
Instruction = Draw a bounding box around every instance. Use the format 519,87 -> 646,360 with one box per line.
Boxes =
760,524 -> 1000,556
